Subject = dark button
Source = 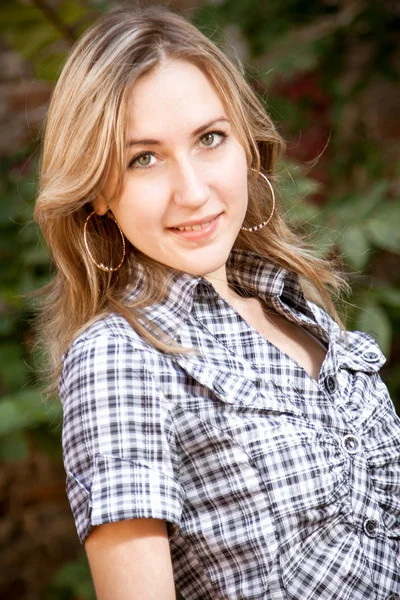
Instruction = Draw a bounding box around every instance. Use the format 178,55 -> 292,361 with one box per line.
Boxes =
386,595 -> 400,600
324,375 -> 337,394
363,518 -> 379,538
342,434 -> 360,455
362,351 -> 380,363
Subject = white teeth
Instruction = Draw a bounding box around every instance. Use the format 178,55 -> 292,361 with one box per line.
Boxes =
175,220 -> 212,232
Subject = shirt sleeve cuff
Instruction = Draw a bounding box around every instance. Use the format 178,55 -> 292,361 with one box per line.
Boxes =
67,453 -> 185,544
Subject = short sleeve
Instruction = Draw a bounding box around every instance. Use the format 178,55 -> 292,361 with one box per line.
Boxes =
59,330 -> 185,543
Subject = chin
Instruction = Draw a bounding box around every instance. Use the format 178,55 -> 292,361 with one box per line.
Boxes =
183,258 -> 228,278
156,245 -> 233,277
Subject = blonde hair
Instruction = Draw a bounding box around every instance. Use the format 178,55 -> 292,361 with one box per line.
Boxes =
34,5 -> 346,394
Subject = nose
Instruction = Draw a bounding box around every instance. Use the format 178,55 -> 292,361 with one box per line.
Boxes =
172,159 -> 210,209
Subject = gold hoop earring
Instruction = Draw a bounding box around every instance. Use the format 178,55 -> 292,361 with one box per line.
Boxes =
241,169 -> 275,232
83,210 -> 126,272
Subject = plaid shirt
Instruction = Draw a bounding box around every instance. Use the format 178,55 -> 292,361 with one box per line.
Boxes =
60,250 -> 400,600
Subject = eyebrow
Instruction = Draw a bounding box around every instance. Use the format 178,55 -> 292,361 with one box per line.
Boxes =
126,117 -> 230,147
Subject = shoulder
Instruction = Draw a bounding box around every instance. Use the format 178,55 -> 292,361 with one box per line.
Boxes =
59,312 -> 162,402
69,311 -> 151,351
63,311 -> 157,366
59,311 -> 179,460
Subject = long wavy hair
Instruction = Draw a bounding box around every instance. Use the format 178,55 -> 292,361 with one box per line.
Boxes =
34,5 -> 346,394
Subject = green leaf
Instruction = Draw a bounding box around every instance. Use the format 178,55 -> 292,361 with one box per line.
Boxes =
0,397 -> 32,435
355,301 -> 392,357
0,390 -> 62,436
311,226 -> 339,257
356,181 -> 389,219
258,32 -> 320,80
324,182 -> 388,228
283,200 -> 321,224
278,163 -> 323,224
364,201 -> 400,253
337,226 -> 371,271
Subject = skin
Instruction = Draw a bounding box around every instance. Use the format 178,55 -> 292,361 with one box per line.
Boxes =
85,518 -> 175,600
88,58 -> 326,598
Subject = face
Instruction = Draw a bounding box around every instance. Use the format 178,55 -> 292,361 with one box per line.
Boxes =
98,59 -> 249,282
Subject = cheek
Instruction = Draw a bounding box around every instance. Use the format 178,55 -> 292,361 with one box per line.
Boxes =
225,152 -> 249,208
113,183 -> 167,239
228,143 -> 248,182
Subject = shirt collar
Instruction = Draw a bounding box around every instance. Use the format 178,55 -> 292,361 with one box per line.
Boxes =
226,249 -> 290,300
226,250 -> 318,325
128,249 -> 311,339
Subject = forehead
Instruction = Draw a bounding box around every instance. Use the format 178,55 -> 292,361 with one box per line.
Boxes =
127,59 -> 227,137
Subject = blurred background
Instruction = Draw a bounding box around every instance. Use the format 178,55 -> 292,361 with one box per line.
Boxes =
0,0 -> 399,598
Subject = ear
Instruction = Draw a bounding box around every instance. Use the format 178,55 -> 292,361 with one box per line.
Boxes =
92,195 -> 109,216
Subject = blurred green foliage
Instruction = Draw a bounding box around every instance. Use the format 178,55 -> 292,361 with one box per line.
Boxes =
0,0 -> 399,597
44,556 -> 96,600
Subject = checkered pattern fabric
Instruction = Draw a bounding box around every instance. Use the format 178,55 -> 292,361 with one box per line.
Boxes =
60,250 -> 400,600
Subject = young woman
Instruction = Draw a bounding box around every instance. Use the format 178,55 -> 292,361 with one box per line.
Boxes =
34,6 -> 400,600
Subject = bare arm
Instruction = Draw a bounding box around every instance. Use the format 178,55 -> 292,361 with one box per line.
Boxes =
85,518 -> 176,600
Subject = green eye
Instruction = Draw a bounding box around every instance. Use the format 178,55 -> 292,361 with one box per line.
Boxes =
201,133 -> 215,147
137,154 -> 152,166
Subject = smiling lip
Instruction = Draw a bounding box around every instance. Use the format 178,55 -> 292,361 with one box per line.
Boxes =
169,213 -> 221,230
168,213 -> 222,239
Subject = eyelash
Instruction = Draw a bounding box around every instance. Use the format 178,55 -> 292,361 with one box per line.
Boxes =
128,130 -> 228,170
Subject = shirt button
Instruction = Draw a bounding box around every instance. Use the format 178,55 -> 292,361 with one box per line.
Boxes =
324,375 -> 337,394
386,595 -> 400,600
362,351 -> 380,363
342,434 -> 360,455
363,518 -> 379,538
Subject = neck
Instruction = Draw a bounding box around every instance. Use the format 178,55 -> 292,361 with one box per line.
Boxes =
204,265 -> 244,305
